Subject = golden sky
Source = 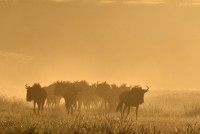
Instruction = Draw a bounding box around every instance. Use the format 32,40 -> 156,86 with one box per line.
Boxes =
1,0 -> 200,90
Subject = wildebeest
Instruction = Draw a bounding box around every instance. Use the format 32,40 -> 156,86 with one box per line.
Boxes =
63,87 -> 80,114
44,84 -> 61,108
26,83 -> 47,114
54,81 -> 81,114
116,85 -> 149,120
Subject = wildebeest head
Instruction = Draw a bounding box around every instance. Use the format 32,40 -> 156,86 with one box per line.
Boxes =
26,84 -> 34,102
131,85 -> 149,104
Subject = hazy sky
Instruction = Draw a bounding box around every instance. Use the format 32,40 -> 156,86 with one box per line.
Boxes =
1,0 -> 200,90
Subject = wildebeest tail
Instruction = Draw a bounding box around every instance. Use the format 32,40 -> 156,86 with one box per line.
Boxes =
116,101 -> 123,112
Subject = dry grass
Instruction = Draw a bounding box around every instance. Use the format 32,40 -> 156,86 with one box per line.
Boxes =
1,90 -> 200,133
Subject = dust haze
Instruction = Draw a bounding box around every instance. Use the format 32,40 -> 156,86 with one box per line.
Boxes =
1,0 -> 200,95
1,0 -> 200,133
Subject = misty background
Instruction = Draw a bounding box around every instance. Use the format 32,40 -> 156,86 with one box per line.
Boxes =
1,0 -> 200,97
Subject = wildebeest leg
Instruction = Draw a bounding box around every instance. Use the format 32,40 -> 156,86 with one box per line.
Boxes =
104,100 -> 107,110
74,102 -> 78,113
71,106 -> 75,114
120,104 -> 123,120
45,100 -> 49,108
53,100 -> 56,108
71,105 -> 74,114
65,103 -> 68,113
38,102 -> 41,115
125,106 -> 130,120
68,104 -> 72,114
65,103 -> 70,114
136,106 -> 139,121
68,106 -> 71,114
122,105 -> 128,120
74,102 -> 78,111
33,101 -> 36,114
41,101 -> 45,114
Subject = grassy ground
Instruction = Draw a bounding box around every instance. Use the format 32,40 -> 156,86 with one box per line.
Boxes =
1,90 -> 200,134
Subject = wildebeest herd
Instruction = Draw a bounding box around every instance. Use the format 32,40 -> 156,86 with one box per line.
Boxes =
26,81 -> 149,120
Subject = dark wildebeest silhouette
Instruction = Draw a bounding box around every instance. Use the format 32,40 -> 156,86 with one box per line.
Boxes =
116,85 -> 149,120
26,83 -> 47,114
63,87 -> 80,114
54,81 -> 81,114
95,82 -> 114,111
44,84 -> 61,108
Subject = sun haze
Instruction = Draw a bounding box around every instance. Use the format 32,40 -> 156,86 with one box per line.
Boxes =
1,0 -> 200,95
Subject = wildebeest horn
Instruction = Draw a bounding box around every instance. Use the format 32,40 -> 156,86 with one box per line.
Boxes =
25,84 -> 30,89
144,85 -> 149,92
96,81 -> 99,86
